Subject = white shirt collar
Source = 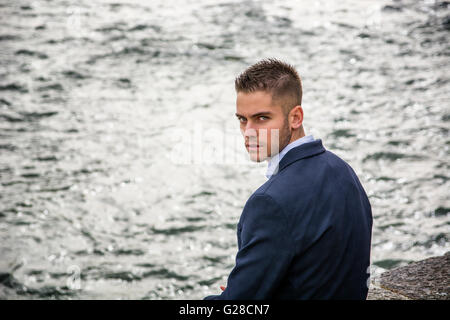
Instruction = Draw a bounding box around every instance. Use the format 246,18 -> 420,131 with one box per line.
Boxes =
265,134 -> 315,179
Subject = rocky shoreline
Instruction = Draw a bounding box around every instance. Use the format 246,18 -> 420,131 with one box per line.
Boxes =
367,252 -> 449,300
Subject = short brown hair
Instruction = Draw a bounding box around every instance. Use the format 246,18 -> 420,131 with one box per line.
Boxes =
235,58 -> 302,115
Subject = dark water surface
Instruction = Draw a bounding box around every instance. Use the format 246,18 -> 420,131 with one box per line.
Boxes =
0,0 -> 449,299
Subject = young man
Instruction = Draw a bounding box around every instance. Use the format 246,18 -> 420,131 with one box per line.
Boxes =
204,58 -> 373,300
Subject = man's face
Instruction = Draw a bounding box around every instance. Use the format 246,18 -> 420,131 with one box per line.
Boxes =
236,90 -> 291,162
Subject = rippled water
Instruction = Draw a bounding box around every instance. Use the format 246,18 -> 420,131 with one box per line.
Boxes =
0,0 -> 449,299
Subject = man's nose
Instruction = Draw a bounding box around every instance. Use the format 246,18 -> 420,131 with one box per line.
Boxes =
243,126 -> 257,139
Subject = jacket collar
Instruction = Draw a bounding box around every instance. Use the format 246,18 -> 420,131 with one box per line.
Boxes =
266,134 -> 315,179
273,139 -> 326,175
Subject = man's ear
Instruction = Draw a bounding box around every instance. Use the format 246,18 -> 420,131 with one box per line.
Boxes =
289,105 -> 304,129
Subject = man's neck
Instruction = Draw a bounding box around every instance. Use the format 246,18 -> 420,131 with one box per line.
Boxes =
286,127 -> 306,147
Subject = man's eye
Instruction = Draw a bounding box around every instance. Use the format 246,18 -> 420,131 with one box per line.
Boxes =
259,116 -> 269,120
238,117 -> 246,123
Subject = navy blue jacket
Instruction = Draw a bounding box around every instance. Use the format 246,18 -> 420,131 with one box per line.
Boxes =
204,139 -> 372,300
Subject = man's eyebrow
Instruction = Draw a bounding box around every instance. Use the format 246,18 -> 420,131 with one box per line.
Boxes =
235,111 -> 273,118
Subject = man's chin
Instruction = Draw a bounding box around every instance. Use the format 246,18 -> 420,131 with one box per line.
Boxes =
248,152 -> 268,162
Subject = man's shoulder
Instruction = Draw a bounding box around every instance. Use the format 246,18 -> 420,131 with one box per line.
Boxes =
252,149 -> 357,203
276,149 -> 355,181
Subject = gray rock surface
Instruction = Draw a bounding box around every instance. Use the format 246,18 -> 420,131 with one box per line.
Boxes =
368,252 -> 449,300
367,283 -> 410,300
